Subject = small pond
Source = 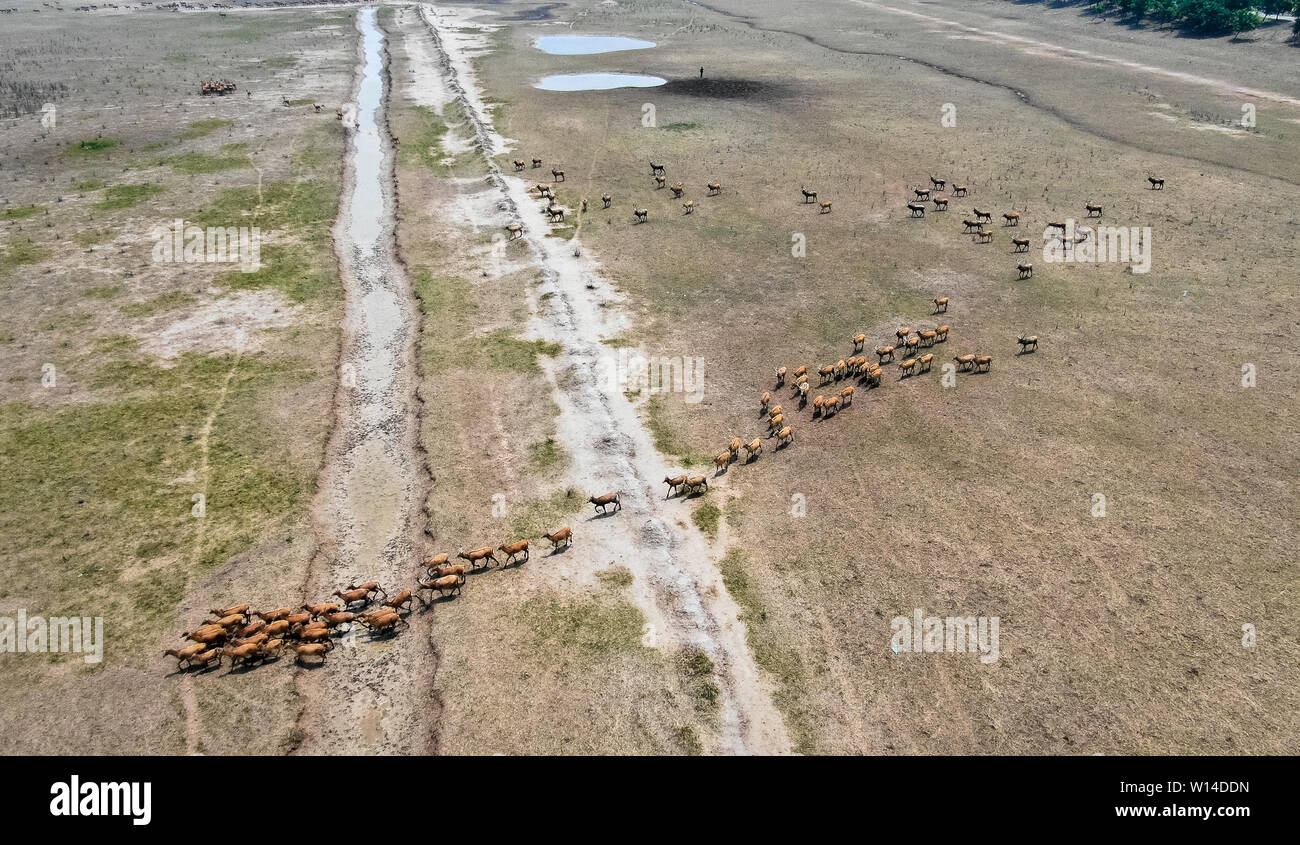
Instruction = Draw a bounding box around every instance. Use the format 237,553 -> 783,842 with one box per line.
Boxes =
535,35 -> 656,54
535,72 -> 667,91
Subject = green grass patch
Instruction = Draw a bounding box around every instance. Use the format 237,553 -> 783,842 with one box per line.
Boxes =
66,138 -> 118,157
72,179 -> 105,192
179,118 -> 234,140
662,122 -> 702,132
644,395 -> 706,467
596,566 -> 634,589
399,105 -> 448,170
119,291 -> 197,317
509,488 -> 585,539
83,284 -> 123,300
167,151 -> 253,174
677,647 -> 720,713
528,437 -> 565,474
95,183 -> 164,211
191,180 -> 337,231
479,330 -> 561,374
218,242 -> 335,303
263,57 -> 297,69
519,593 -> 644,659
71,229 -> 110,248
600,336 -> 634,348
2,205 -> 43,221
0,240 -> 49,279
691,501 -> 721,537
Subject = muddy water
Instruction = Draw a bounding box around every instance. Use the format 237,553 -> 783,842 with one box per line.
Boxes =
295,8 -> 434,755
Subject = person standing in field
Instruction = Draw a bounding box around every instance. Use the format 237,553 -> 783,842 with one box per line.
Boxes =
700,67 -> 704,78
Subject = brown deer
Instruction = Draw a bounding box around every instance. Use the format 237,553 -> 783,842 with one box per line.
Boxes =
513,159 -> 526,170
907,202 -> 927,217
953,185 -> 968,197
589,492 -> 622,513
707,182 -> 722,196
1012,237 -> 1030,252
929,175 -> 946,191
933,296 -> 949,313
1017,334 -> 1038,354
650,161 -> 665,175
634,208 -> 648,223
1018,263 -> 1033,279
933,197 -> 949,211
682,200 -> 695,214
544,526 -> 572,549
973,208 -> 993,222
1002,212 -> 1020,226
918,353 -> 934,373
1147,175 -> 1164,190
1085,202 -> 1102,217
532,158 -> 543,168
775,426 -> 793,447
670,182 -> 684,198
801,186 -> 818,203
819,200 -> 832,213
973,355 -> 993,372
552,168 -> 565,182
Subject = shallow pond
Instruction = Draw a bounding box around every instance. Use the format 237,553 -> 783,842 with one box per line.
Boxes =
535,72 -> 667,91
535,35 -> 656,54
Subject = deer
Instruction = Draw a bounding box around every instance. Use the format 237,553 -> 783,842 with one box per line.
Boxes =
852,333 -> 867,351
532,157 -> 543,168
973,208 -> 993,222
919,329 -> 937,347
907,202 -> 927,217
292,643 -> 330,665
498,540 -> 530,565
954,354 -> 976,371
547,205 -> 564,222
930,175 -> 946,191
935,325 -> 950,342
422,575 -> 464,599
812,395 -> 825,416
714,452 -> 732,471
253,607 -> 292,623
513,159 -> 526,170
792,373 -> 809,392
589,492 -> 622,514
933,296 -> 949,313
457,547 -> 498,568
332,588 -> 371,608
766,406 -> 783,421
682,200 -> 695,214
552,168 -> 565,182
1147,175 -> 1164,190
823,395 -> 842,416
839,386 -> 855,406
818,364 -> 835,384
913,187 -> 931,201
634,208 -> 648,223
1017,334 -> 1038,353
427,564 -> 467,581
896,327 -> 912,345
975,229 -> 993,243
744,438 -> 763,461
655,175 -> 667,188
222,643 -> 265,670
953,185 -> 968,197
876,345 -> 895,363
962,218 -> 981,232
1002,212 -> 1020,226
685,475 -> 709,494
761,391 -> 771,412
974,355 -> 993,372
1085,202 -> 1102,217
933,196 -> 949,211
775,426 -> 793,447
797,381 -> 810,406
382,589 -> 415,613
1018,263 -> 1033,279
801,186 -> 818,203
544,526 -> 573,549
671,182 -> 685,198
650,161 -> 665,175
506,223 -> 523,240
918,353 -> 934,373
768,413 -> 785,434
774,366 -> 787,387
899,358 -> 917,377
664,475 -> 687,496
1012,237 -> 1030,252
904,335 -> 921,355
707,182 -> 722,195
164,643 -> 209,670
730,436 -> 744,454
423,553 -> 450,570
602,193 -> 612,208
210,604 -> 250,619
833,359 -> 848,379
820,200 -> 832,213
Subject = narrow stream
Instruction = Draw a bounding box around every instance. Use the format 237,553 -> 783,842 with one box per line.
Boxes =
298,6 -> 432,755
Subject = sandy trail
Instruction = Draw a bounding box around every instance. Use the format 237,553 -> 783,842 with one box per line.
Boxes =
415,3 -> 791,755
293,7 -> 437,756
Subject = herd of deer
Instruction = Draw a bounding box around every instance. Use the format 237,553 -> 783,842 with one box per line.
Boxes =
908,173 -> 1164,279
166,582 -> 417,672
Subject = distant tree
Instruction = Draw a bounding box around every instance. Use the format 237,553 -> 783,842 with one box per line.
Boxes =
1119,0 -> 1151,16
1259,0 -> 1290,16
1229,8 -> 1263,34
1175,0 -> 1235,32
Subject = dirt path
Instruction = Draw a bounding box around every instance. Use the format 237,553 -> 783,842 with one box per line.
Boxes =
415,3 -> 791,755
293,6 -> 437,756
